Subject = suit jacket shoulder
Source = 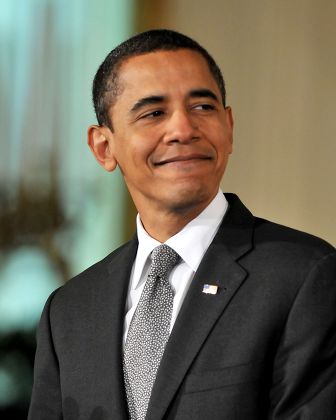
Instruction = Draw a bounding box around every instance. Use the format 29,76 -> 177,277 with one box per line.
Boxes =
224,192 -> 335,266
51,236 -> 138,310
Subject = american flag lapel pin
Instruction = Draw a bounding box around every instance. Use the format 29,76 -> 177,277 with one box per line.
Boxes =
202,284 -> 218,295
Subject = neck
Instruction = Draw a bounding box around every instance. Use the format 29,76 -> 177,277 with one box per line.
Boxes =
137,198 -> 215,243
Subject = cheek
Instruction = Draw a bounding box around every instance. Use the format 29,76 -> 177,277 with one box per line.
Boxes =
214,139 -> 232,169
129,132 -> 159,160
209,132 -> 231,154
121,142 -> 154,172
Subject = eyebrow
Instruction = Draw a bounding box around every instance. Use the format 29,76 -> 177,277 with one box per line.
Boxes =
188,88 -> 219,102
130,95 -> 166,113
129,88 -> 220,114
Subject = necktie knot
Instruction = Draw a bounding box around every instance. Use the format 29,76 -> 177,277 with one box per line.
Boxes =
149,244 -> 180,278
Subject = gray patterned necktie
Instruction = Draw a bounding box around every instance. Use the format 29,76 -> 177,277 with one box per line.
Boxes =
123,244 -> 180,420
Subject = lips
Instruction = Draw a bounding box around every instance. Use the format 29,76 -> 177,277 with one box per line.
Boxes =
154,153 -> 212,166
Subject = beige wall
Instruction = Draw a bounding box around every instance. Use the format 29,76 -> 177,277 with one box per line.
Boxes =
141,0 -> 336,244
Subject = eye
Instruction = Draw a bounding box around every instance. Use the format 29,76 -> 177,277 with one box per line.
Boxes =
141,110 -> 164,119
192,103 -> 216,111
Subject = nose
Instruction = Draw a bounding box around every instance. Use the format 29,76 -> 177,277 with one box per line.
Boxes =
163,110 -> 199,144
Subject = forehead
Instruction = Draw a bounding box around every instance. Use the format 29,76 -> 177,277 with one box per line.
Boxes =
116,49 -> 220,100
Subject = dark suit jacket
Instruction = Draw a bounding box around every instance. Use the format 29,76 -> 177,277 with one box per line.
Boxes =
28,194 -> 336,420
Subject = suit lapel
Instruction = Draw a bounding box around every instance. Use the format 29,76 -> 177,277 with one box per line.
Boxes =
91,236 -> 138,419
146,194 -> 255,420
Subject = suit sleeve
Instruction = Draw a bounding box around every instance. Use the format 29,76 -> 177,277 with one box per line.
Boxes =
28,289 -> 63,420
269,251 -> 336,419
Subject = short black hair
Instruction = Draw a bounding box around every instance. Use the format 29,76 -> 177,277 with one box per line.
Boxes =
92,29 -> 226,128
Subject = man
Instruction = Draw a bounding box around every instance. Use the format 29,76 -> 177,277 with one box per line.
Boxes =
28,29 -> 336,419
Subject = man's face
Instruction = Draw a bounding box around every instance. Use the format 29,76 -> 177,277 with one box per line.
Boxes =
98,49 -> 233,216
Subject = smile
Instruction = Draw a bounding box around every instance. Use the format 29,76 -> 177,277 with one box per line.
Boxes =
154,154 -> 212,166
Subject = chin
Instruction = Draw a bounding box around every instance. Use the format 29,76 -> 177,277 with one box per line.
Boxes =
161,184 -> 216,214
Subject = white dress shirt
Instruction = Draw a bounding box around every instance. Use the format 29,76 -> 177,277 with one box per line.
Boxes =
123,190 -> 228,345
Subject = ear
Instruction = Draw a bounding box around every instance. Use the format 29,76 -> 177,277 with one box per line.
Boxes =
224,106 -> 234,150
87,125 -> 117,172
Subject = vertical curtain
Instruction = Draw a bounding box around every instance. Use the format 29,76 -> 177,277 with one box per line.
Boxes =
0,0 -> 135,414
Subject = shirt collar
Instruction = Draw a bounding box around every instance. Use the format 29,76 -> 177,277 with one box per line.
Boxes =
131,190 -> 228,290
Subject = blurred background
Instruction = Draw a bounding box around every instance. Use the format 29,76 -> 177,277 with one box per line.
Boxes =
0,0 -> 335,417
